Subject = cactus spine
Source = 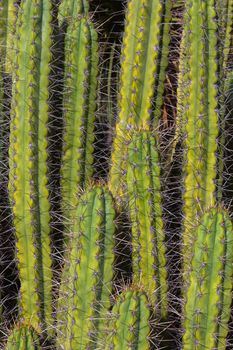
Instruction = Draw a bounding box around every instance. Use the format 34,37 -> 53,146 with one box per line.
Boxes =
177,0 -> 219,266
109,0 -> 171,198
8,0 -> 53,332
58,0 -> 89,25
61,17 -> 98,220
57,186 -> 115,349
104,289 -> 150,350
126,130 -> 167,317
6,324 -> 41,349
183,208 -> 233,349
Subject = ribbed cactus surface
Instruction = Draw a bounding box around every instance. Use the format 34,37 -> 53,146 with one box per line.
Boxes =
183,208 -> 233,349
6,324 -> 40,349
8,0 -> 53,332
57,186 -> 115,349
104,289 -> 151,350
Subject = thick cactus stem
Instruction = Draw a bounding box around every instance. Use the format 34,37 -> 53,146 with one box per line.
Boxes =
109,0 -> 171,198
6,324 -> 40,349
8,0 -> 53,332
61,17 -> 98,221
57,186 -> 115,349
126,130 -> 167,318
104,289 -> 150,350
183,208 -> 233,350
177,0 -> 219,267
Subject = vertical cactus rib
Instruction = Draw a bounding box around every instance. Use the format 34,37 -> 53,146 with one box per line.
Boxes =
8,0 -> 53,332
6,324 -> 41,349
57,186 -> 115,349
183,208 -> 233,350
109,0 -> 171,198
126,130 -> 167,318
105,289 -> 150,350
177,0 -> 219,267
0,0 -> 19,73
58,0 -> 89,26
61,17 -> 98,220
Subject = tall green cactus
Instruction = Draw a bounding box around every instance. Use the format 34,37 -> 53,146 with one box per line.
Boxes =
183,207 -> 233,349
176,0 -> 219,267
126,130 -> 168,318
8,0 -> 53,333
5,324 -> 41,349
57,186 -> 115,349
60,17 -> 98,221
104,289 -> 150,350
109,0 -> 171,198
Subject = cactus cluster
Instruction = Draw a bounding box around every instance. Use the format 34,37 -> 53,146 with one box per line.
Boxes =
0,0 -> 232,349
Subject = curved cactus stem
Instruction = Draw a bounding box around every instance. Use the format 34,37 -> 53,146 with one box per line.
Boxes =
126,130 -> 168,318
176,0 -> 219,269
104,289 -> 150,350
6,323 -> 41,349
57,186 -> 115,349
58,0 -> 89,26
183,207 -> 233,350
109,0 -> 171,199
8,0 -> 53,333
61,17 -> 98,222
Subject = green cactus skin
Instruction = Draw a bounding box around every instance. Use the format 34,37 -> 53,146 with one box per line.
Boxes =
60,17 -> 98,221
5,324 -> 41,350
104,289 -> 150,350
0,0 -> 19,73
8,0 -> 53,333
58,0 -> 89,26
183,208 -> 233,350
176,0 -> 219,268
57,186 -> 115,349
109,0 -> 171,199
126,130 -> 168,318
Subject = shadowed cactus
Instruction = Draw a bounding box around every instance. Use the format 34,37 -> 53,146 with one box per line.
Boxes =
57,185 -> 115,349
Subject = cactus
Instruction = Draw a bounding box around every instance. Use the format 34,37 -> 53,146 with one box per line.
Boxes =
58,0 -> 89,26
176,0 -> 219,267
104,289 -> 150,350
183,207 -> 233,349
60,17 -> 98,221
8,0 -> 53,333
57,185 -> 115,349
6,324 -> 41,349
126,130 -> 168,318
0,0 -> 19,73
109,0 -> 171,198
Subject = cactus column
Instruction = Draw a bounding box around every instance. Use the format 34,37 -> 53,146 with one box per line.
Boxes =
183,208 -> 233,349
57,186 -> 115,349
126,130 -> 168,318
177,0 -> 219,268
8,0 -> 53,333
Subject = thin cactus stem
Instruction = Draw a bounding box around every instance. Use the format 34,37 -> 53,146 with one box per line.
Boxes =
183,207 -> 233,350
126,130 -> 168,318
8,0 -> 53,333
177,0 -> 219,268
109,0 -> 171,199
60,17 -> 98,221
104,289 -> 150,350
57,186 -> 115,349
